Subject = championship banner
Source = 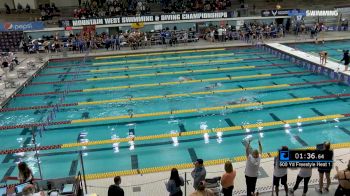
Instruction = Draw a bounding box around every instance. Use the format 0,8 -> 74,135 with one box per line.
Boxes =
60,12 -> 232,27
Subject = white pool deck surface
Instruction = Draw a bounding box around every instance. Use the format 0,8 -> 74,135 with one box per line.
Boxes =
86,148 -> 350,196
1,31 -> 350,195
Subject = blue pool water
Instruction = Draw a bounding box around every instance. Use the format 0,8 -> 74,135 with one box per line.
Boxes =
1,47 -> 350,183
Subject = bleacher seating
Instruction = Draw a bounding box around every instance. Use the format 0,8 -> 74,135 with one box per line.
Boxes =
0,31 -> 23,52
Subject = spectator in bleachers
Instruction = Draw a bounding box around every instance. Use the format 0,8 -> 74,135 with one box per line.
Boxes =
25,4 -> 31,13
191,158 -> 206,190
289,167 -> 312,196
17,3 -> 24,13
108,176 -> 124,196
18,162 -> 33,183
220,161 -> 236,196
272,146 -> 288,196
244,139 -> 262,196
334,160 -> 350,196
74,0 -> 150,19
165,168 -> 184,196
4,3 -> 11,14
316,141 -> 333,193
190,181 -> 214,196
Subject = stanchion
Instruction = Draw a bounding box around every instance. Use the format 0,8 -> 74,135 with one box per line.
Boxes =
184,172 -> 187,196
31,128 -> 43,180
79,151 -> 88,194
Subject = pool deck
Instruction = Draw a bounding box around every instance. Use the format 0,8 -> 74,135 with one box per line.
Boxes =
266,42 -> 350,76
1,31 -> 350,195
86,148 -> 350,196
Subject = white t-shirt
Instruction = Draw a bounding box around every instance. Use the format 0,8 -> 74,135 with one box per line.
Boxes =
273,157 -> 287,177
245,154 -> 261,177
218,28 -> 223,36
298,168 -> 312,178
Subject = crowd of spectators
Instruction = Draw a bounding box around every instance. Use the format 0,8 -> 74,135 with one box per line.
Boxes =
20,27 -> 198,53
74,0 -> 151,19
162,0 -> 232,13
201,21 -> 285,44
3,3 -> 32,14
72,0 -> 232,19
2,2 -> 60,21
38,3 -> 60,21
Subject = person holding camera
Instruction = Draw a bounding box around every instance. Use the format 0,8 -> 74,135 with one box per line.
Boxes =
191,159 -> 206,190
316,141 -> 333,193
272,146 -> 288,196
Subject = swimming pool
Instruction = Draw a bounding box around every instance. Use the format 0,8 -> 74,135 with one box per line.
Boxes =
1,47 -> 350,183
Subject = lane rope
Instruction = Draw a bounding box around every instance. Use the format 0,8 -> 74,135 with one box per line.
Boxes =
95,48 -> 226,59
33,63 -> 291,85
2,91 -> 349,130
0,113 -> 347,155
46,52 -> 268,69
40,58 -> 277,76
15,71 -> 309,97
0,80 -> 336,112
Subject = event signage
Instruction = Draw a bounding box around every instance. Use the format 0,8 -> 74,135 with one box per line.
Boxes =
261,9 -> 291,17
0,21 -> 44,31
288,9 -> 306,16
335,6 -> 350,12
261,9 -> 306,17
305,10 -> 339,16
63,12 -> 230,27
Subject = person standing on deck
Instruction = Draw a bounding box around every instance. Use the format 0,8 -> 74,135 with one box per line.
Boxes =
340,50 -> 349,71
245,139 -> 262,196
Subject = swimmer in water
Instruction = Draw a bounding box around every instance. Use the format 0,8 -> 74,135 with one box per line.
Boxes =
127,109 -> 134,118
178,76 -> 192,82
204,82 -> 222,90
227,97 -> 247,105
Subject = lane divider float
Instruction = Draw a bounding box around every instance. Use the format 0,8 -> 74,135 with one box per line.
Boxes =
94,48 -> 226,60
1,80 -> 336,112
0,113 -> 348,156
15,71 -> 310,97
47,53 -> 235,68
2,91 -> 350,130
34,63 -> 291,85
43,56 -> 274,75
